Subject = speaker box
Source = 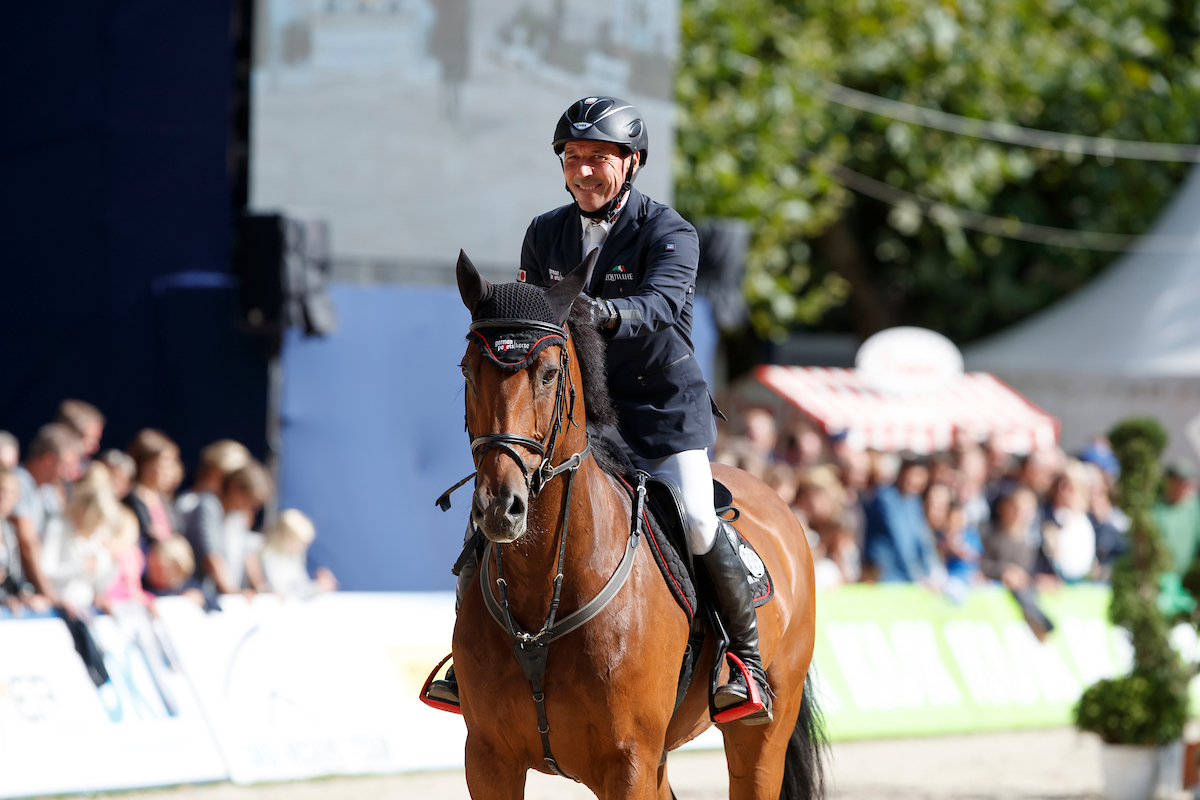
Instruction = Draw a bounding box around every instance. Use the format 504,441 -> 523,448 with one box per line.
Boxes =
235,213 -> 337,337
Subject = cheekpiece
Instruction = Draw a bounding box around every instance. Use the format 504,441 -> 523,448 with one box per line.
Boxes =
468,282 -> 565,370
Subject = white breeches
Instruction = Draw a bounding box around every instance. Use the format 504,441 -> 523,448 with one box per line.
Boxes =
600,426 -> 719,555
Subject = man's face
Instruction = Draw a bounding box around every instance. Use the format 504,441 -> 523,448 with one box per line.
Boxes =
562,140 -> 636,213
1166,476 -> 1198,505
0,475 -> 19,518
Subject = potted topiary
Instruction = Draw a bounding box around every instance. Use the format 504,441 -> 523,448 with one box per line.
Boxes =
1074,418 -> 1190,800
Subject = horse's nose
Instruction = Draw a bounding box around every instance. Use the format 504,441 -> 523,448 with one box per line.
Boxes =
472,483 -> 528,540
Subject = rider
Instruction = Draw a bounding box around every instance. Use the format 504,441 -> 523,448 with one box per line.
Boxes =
428,96 -> 772,725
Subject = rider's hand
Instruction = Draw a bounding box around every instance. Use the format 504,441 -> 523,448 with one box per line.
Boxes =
572,293 -> 618,331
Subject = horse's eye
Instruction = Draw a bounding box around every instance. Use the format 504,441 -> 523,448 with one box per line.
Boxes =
541,368 -> 559,386
460,365 -> 470,381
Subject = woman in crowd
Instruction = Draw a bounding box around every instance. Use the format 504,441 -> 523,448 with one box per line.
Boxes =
1041,459 -> 1096,582
124,429 -> 183,550
794,465 -> 861,587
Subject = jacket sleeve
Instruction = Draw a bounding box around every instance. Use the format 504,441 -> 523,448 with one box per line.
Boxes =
609,219 -> 699,339
519,218 -> 549,287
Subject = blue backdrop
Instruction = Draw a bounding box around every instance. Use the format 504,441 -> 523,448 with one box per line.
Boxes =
280,286 -> 718,591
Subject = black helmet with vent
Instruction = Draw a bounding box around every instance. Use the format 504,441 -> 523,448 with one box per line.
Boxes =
553,97 -> 648,222
553,96 -> 649,167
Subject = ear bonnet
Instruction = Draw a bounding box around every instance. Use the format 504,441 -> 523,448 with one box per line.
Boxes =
468,282 -> 566,370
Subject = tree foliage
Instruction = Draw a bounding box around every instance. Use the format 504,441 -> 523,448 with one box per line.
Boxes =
675,0 -> 1200,341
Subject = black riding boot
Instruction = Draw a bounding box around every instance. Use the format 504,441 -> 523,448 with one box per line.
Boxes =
698,520 -> 773,725
423,539 -> 479,707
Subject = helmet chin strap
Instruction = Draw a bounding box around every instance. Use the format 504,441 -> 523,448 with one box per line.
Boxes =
563,153 -> 638,224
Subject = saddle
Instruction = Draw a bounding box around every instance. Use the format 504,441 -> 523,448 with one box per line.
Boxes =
618,469 -> 775,720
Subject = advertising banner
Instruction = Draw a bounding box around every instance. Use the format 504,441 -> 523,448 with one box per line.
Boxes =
154,592 -> 465,784
811,584 -> 1138,740
0,613 -> 225,799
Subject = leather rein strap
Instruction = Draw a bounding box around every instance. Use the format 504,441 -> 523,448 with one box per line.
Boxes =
479,469 -> 645,781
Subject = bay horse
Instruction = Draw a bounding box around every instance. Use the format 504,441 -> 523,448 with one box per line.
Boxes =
448,250 -> 823,800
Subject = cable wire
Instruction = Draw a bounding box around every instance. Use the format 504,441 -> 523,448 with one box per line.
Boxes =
822,82 -> 1200,163
825,160 -> 1200,253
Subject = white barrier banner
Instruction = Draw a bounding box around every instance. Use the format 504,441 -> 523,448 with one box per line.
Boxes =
0,614 -> 225,798
155,592 -> 466,784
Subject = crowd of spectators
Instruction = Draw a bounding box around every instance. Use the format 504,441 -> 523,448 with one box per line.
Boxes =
0,399 -> 336,622
714,407 -> 1200,633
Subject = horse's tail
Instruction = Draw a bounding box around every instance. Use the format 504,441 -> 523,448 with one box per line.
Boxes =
779,674 -> 828,800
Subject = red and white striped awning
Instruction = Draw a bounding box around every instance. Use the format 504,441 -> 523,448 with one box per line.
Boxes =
755,365 -> 1060,455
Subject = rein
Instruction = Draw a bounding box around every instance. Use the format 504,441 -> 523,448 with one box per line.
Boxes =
435,318 -> 646,781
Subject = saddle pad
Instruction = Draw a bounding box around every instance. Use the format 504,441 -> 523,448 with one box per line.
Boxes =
624,477 -> 775,623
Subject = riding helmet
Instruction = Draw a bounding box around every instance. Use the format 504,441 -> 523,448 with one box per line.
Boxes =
553,96 -> 648,167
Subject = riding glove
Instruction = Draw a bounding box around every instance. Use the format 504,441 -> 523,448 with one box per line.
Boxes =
572,293 -> 619,331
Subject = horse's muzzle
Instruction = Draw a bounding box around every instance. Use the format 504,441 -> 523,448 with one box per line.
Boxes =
472,483 -> 528,543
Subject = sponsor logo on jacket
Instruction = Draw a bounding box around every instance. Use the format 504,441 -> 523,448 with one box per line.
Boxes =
605,264 -> 634,281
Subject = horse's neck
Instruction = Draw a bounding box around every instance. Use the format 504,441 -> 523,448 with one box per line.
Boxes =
496,453 -> 628,626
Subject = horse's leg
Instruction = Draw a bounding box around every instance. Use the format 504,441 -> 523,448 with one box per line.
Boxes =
593,746 -> 670,800
655,753 -> 676,800
465,735 -> 526,800
721,692 -> 804,800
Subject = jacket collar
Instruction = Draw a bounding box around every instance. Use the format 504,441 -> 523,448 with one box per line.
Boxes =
588,188 -> 643,292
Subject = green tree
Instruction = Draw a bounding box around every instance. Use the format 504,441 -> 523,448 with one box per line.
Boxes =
675,0 -> 1200,341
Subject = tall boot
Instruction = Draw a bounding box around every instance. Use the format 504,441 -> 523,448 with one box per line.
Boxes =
423,535 -> 480,707
697,520 -> 773,725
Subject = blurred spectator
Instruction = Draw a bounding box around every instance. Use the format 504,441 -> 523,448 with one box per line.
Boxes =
780,419 -> 826,470
834,446 -> 870,547
763,462 -> 798,507
0,430 -> 18,471
124,429 -> 182,547
1077,438 -> 1120,483
185,461 -> 273,595
102,505 -> 150,609
42,464 -> 119,612
957,445 -> 991,532
995,448 -> 1059,546
981,487 -> 1057,639
97,449 -> 135,500
984,436 -> 1013,488
1153,459 -> 1200,578
256,509 -> 337,598
176,439 -> 251,518
864,457 -> 942,583
1086,462 -> 1129,573
1041,460 -> 1096,582
13,422 -> 81,602
56,399 -> 105,465
795,465 -> 860,586
940,502 -> 982,586
145,537 -> 206,607
867,450 -> 900,492
0,468 -> 24,614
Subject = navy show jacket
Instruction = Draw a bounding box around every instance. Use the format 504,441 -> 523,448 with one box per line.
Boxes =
519,188 -> 717,459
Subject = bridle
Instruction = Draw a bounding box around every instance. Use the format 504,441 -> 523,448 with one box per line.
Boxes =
435,315 -> 644,781
465,318 -> 587,497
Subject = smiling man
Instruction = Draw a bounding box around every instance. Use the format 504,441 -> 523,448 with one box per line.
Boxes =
427,97 -> 774,725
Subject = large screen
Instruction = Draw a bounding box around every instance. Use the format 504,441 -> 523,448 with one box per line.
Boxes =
251,0 -> 679,279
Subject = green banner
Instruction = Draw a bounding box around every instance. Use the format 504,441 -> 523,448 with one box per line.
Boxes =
812,584 -> 1159,740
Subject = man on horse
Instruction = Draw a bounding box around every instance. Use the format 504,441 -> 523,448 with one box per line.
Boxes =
428,96 -> 773,725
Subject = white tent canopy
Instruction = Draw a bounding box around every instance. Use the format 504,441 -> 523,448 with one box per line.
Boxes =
965,166 -> 1200,461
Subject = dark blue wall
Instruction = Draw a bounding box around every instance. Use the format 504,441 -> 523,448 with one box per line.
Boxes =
2,1 -> 267,462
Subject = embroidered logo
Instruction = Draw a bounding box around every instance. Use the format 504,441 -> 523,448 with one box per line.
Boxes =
610,264 -> 628,273
549,269 -> 562,282
665,242 -> 675,251
494,339 -> 530,353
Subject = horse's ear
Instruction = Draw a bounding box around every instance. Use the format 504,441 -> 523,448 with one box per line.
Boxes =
544,247 -> 599,326
456,250 -> 493,314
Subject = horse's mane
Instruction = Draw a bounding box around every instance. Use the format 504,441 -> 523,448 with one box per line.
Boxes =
565,309 -> 624,477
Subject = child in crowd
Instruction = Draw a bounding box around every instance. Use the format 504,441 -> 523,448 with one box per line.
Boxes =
939,502 -> 982,585
981,487 -> 1056,638
42,464 -> 119,612
254,509 -> 337,599
145,537 -> 206,607
102,505 -> 150,609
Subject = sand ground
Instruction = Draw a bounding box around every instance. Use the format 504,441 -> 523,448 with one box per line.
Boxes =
55,727 -> 1109,799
